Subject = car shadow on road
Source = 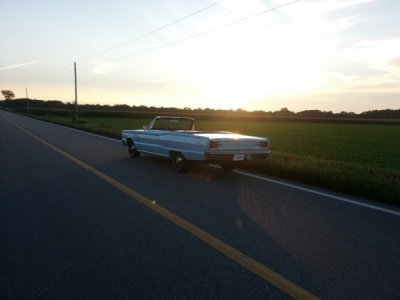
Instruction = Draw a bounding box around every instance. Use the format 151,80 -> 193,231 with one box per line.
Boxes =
131,154 -> 230,182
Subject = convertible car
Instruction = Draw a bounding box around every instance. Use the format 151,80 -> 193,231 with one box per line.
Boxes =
121,116 -> 270,173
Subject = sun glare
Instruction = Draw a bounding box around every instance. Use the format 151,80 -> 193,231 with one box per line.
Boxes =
172,18 -> 324,110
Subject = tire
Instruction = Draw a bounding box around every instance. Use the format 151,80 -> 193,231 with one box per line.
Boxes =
220,162 -> 235,171
127,140 -> 141,158
171,152 -> 189,173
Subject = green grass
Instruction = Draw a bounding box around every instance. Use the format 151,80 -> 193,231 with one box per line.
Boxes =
27,114 -> 400,205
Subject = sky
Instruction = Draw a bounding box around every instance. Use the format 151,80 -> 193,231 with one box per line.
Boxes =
0,0 -> 399,113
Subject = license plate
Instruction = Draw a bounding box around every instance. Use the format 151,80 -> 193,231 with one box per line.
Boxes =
233,154 -> 245,161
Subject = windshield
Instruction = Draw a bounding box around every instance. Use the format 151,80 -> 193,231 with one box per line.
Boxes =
150,118 -> 195,131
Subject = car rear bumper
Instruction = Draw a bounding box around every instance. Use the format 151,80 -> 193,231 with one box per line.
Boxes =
205,151 -> 269,162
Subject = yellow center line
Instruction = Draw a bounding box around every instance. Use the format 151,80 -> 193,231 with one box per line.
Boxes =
8,116 -> 320,300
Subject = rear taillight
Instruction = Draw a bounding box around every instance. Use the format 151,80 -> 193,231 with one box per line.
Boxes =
259,141 -> 268,148
209,140 -> 219,148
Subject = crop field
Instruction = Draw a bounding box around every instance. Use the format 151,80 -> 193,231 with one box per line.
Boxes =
26,114 -> 400,204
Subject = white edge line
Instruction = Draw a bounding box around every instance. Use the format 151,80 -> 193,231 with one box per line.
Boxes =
234,170 -> 400,217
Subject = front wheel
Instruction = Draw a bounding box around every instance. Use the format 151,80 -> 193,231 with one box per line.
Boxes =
127,140 -> 141,158
171,152 -> 189,173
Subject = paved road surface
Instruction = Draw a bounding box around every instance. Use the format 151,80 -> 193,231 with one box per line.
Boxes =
1,110 -> 399,299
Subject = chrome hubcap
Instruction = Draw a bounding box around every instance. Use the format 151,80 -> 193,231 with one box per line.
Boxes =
176,156 -> 183,165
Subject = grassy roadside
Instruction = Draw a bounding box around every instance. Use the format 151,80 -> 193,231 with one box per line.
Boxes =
20,113 -> 400,205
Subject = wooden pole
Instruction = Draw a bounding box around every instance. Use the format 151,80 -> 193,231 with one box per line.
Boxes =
25,87 -> 30,113
74,62 -> 78,121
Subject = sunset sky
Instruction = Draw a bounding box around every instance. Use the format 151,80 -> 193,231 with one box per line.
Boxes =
1,0 -> 399,112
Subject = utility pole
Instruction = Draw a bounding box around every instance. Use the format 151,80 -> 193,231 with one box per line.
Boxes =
73,62 -> 78,121
25,87 -> 30,113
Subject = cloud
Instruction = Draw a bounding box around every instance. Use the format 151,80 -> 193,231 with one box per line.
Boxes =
331,63 -> 387,78
298,0 -> 376,13
279,0 -> 377,34
0,60 -> 39,71
348,38 -> 400,69
389,56 -> 400,67
219,0 -> 266,16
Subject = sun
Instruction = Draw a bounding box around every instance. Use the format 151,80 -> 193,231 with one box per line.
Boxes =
173,20 -> 323,110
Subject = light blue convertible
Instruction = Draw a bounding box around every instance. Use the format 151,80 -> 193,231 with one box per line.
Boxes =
122,116 -> 270,173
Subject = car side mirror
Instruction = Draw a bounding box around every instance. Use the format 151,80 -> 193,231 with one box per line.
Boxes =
143,125 -> 148,130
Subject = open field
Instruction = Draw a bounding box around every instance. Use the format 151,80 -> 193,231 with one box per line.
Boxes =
15,113 -> 400,205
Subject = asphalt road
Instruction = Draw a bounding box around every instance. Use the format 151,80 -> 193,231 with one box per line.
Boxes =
1,110 -> 399,299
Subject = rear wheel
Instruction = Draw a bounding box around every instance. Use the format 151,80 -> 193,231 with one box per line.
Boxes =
171,152 -> 189,173
127,140 -> 140,158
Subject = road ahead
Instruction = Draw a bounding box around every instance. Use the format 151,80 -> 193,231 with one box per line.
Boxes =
1,110 -> 399,299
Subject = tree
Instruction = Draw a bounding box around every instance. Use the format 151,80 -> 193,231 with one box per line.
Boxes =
1,90 -> 15,100
274,107 -> 294,117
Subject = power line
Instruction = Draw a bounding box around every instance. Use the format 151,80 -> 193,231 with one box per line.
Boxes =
42,0 -> 300,81
79,0 -> 300,68
37,1 -> 226,83
76,0 -> 226,62
40,64 -> 71,84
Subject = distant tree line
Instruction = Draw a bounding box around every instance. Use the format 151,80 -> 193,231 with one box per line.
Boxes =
1,98 -> 399,119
